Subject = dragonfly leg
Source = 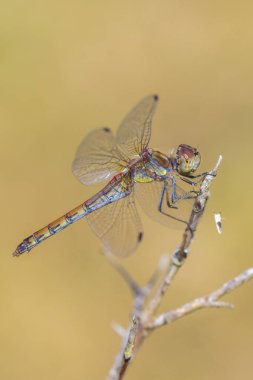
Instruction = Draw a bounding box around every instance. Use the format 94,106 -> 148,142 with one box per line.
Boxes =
157,181 -> 188,226
178,171 -> 216,186
177,175 -> 200,186
166,179 -> 178,209
170,176 -> 198,204
188,171 -> 216,179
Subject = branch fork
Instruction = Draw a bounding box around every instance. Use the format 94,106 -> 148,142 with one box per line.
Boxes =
106,155 -> 253,380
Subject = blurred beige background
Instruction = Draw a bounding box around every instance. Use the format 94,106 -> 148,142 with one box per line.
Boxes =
1,1 -> 253,379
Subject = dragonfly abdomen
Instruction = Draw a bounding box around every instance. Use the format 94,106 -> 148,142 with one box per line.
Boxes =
13,204 -> 88,256
13,173 -> 129,257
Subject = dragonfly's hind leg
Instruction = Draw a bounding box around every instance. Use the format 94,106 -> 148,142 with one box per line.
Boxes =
158,179 -> 179,210
169,177 -> 198,205
157,179 -> 200,233
157,180 -> 188,225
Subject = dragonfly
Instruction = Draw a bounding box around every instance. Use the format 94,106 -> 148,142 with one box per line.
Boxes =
13,95 -> 204,258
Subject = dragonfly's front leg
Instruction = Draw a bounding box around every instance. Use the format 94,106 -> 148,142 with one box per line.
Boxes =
178,171 -> 216,186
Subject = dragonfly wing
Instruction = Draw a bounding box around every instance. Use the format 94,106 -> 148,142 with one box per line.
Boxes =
86,184 -> 143,257
72,127 -> 126,185
135,179 -> 196,228
116,95 -> 159,157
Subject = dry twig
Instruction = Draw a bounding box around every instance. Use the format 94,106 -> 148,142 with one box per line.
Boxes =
106,155 -> 253,380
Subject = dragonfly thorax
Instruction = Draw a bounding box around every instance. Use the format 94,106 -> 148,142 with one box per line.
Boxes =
151,149 -> 171,169
134,149 -> 171,183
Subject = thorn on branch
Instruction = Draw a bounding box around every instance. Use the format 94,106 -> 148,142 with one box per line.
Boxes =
209,301 -> 234,309
112,323 -> 127,338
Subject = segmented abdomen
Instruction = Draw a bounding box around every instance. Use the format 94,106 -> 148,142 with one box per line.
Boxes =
13,172 -> 128,256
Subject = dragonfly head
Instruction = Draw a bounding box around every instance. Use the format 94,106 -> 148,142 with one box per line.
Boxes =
176,144 -> 201,176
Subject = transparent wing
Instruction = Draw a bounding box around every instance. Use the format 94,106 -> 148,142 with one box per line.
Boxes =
72,128 -> 126,185
116,95 -> 159,157
135,178 -> 197,228
86,185 -> 143,257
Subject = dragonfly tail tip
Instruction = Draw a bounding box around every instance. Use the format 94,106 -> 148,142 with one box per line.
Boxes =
12,248 -> 20,257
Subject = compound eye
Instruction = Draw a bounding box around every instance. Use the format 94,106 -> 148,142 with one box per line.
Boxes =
177,144 -> 195,158
176,144 -> 201,175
